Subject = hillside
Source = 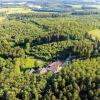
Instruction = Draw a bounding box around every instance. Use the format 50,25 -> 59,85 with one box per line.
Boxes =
0,1 -> 100,100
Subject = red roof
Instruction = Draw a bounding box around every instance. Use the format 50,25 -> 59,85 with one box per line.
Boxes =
48,61 -> 63,68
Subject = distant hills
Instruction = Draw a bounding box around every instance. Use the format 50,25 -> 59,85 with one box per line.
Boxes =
28,0 -> 100,3
1,0 -> 100,9
1,0 -> 100,2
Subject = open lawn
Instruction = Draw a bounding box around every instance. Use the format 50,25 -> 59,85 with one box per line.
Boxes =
22,57 -> 46,69
89,29 -> 100,39
0,17 -> 5,23
0,7 -> 32,14
15,57 -> 47,73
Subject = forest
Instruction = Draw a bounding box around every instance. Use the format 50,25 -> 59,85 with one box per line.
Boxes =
0,7 -> 100,100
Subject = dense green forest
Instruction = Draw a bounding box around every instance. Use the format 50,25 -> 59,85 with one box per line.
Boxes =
0,9 -> 100,100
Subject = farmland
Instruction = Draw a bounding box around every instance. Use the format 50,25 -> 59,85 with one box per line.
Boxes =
86,4 -> 100,9
0,17 -> 5,22
89,29 -> 100,39
0,7 -> 32,14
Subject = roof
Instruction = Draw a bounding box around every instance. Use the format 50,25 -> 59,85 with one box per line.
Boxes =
48,61 -> 63,68
40,68 -> 47,75
29,69 -> 35,75
48,61 -> 63,72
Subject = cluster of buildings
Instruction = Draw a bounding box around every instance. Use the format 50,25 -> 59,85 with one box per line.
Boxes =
27,53 -> 72,75
28,60 -> 71,75
27,61 -> 63,75
39,61 -> 63,75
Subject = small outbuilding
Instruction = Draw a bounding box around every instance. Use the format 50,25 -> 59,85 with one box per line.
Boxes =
29,69 -> 35,75
40,68 -> 47,75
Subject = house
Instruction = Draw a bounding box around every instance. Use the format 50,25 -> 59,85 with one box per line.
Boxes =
29,69 -> 35,75
48,61 -> 63,73
25,69 -> 35,75
39,68 -> 47,75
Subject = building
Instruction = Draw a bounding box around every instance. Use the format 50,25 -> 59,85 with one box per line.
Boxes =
25,69 -> 35,75
40,68 -> 47,75
48,61 -> 63,73
29,69 -> 35,75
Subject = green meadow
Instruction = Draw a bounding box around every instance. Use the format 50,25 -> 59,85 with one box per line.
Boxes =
0,7 -> 32,14
19,57 -> 46,69
89,29 -> 100,39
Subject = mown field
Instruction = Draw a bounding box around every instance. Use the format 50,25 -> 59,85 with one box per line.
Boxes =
0,17 -> 5,22
0,7 -> 32,14
89,29 -> 100,39
14,57 -> 46,74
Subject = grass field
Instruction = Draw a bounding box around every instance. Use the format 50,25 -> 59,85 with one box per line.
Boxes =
68,4 -> 82,8
0,7 -> 32,14
67,4 -> 100,9
22,57 -> 46,69
88,4 -> 100,9
0,17 -> 5,22
89,29 -> 100,39
14,57 -> 47,74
